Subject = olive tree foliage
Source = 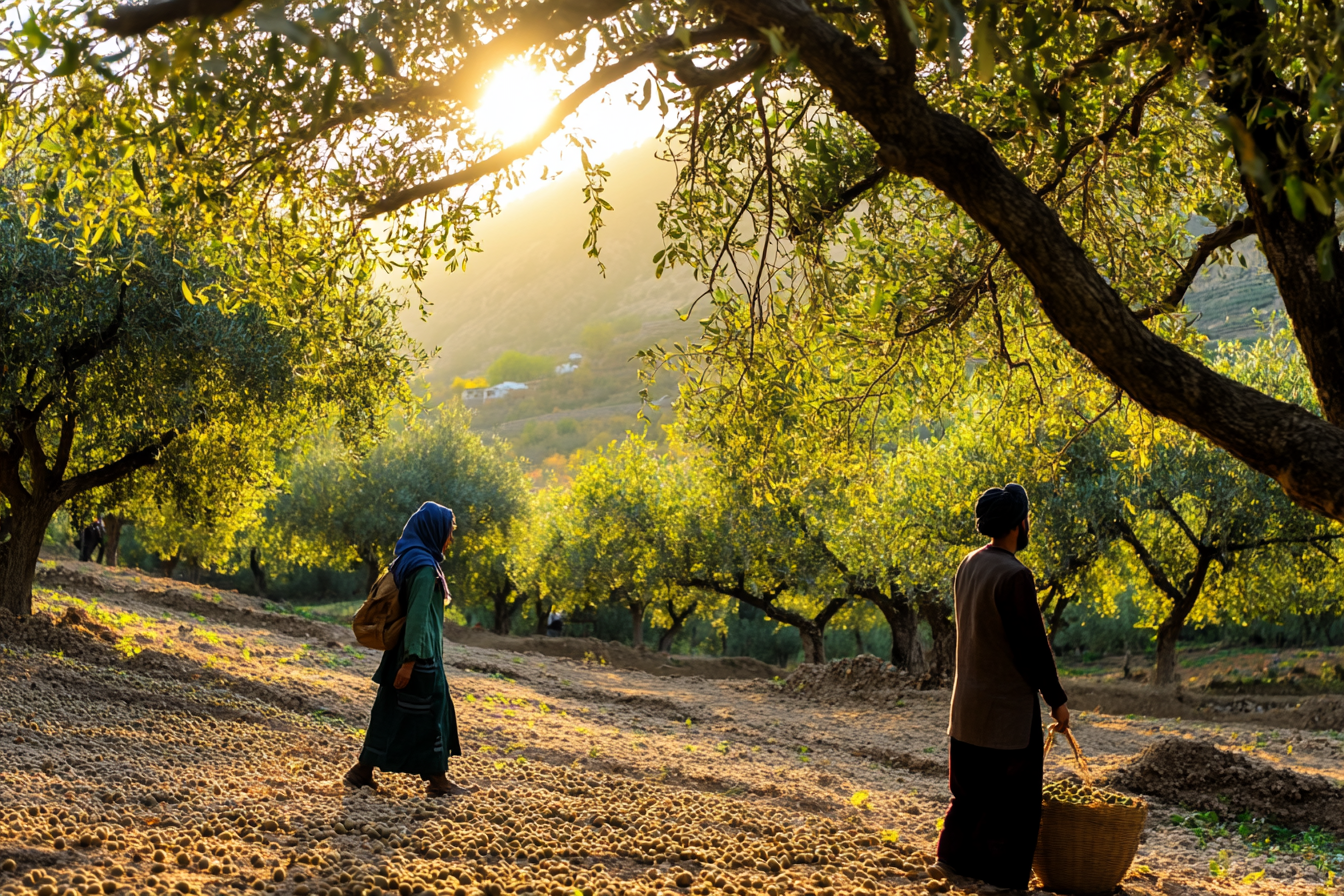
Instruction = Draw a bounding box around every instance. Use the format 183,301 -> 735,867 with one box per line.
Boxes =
781,413 -> 1107,680
0,189 -> 411,615
268,405 -> 533,616
675,459 -> 853,665
1079,334 -> 1344,686
543,438 -> 715,650
95,424 -> 284,580
12,0 -> 1344,522
876,332 -> 1344,688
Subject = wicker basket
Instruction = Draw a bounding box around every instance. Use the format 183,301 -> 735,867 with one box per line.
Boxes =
1032,730 -> 1148,895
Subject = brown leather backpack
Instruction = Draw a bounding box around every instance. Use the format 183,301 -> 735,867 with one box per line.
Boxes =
352,570 -> 405,651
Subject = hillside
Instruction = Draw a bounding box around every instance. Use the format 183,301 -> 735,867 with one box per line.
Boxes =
404,143 -> 701,390
404,161 -> 1290,469
403,163 -> 1287,382
1185,236 -> 1285,342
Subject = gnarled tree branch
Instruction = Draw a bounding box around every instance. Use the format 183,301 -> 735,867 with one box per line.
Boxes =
97,0 -> 249,36
1133,216 -> 1257,321
54,431 -> 177,503
717,0 -> 1344,520
673,42 -> 771,88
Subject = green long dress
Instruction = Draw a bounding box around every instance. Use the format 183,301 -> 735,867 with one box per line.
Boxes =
358,566 -> 462,776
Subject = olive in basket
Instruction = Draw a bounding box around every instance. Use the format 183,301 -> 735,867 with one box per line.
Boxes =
1042,780 -> 1138,808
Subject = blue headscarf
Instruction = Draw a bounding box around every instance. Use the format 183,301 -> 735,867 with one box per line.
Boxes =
389,502 -> 456,588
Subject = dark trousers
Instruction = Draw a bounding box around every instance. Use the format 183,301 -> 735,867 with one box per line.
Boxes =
936,712 -> 1044,889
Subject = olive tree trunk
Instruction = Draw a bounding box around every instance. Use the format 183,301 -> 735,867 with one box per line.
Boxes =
248,547 -> 267,597
914,589 -> 956,685
0,501 -> 58,617
491,586 -> 527,635
860,588 -> 922,672
627,597 -> 646,649
104,514 -> 125,568
1152,557 -> 1213,687
1116,520 -> 1214,688
656,597 -> 699,653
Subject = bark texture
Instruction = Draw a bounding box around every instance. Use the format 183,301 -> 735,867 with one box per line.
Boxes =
914,589 -> 956,685
0,503 -> 53,617
855,586 -> 922,671
104,514 -> 125,568
0,408 -> 172,614
656,598 -> 699,653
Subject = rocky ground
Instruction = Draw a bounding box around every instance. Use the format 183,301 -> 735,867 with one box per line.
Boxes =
0,560 -> 1341,896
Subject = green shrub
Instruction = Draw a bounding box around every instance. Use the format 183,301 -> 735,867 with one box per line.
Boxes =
580,322 -> 615,354
486,350 -> 555,384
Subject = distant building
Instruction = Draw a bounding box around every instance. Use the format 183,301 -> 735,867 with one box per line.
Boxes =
462,381 -> 529,402
555,352 -> 584,375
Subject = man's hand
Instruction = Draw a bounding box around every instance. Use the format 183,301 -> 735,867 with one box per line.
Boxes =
1050,702 -> 1070,733
394,660 -> 415,690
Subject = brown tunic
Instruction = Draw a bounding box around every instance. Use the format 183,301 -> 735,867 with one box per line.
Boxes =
947,546 -> 1067,750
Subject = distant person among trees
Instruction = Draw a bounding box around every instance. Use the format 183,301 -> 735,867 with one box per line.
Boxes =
546,609 -> 564,637
78,516 -> 106,563
936,484 -> 1069,892
345,502 -> 472,796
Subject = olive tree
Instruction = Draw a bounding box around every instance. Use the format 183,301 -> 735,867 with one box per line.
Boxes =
677,462 -> 850,666
0,205 -> 410,614
548,437 -> 686,649
269,405 -> 532,606
1084,336 -> 1344,686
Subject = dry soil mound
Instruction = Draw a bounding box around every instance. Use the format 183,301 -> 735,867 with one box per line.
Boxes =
1112,737 -> 1344,835
784,655 -> 939,706
0,607 -> 119,662
0,608 -> 340,720
1067,681 -> 1344,732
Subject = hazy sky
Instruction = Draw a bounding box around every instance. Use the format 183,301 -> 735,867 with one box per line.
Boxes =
471,47 -> 670,205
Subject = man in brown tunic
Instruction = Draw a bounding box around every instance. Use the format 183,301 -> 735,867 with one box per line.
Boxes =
935,483 -> 1068,891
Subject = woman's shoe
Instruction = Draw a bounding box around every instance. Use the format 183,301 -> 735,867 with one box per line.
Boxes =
343,762 -> 377,789
426,773 -> 476,796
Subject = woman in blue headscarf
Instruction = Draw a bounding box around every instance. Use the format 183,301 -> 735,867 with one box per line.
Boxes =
344,502 -> 470,796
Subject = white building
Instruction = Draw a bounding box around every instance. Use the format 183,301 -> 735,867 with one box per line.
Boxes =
555,352 -> 585,376
462,381 -> 529,402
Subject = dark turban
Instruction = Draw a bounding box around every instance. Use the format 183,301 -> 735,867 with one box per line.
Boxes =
974,483 -> 1030,538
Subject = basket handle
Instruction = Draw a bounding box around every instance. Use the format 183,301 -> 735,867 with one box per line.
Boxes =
1043,723 -> 1093,785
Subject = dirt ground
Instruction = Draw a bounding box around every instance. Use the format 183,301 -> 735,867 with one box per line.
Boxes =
436,626 -> 783,681
0,560 -> 1341,896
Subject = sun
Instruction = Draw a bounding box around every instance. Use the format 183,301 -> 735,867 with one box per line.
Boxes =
473,61 -> 562,145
